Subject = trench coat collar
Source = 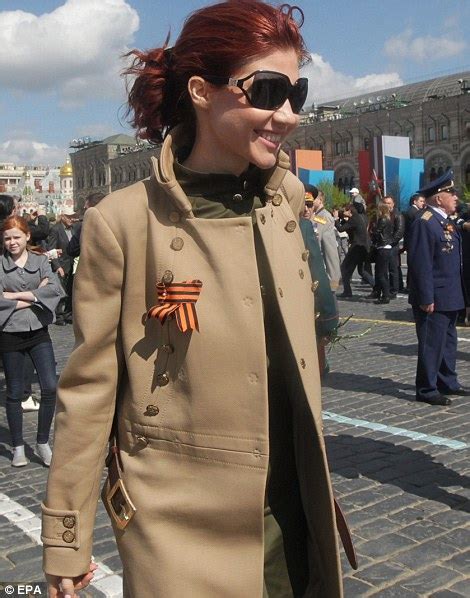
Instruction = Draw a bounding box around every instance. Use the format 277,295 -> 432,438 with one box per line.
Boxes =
150,125 -> 292,218
2,250 -> 42,273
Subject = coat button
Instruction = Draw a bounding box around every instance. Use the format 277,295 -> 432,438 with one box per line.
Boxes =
311,280 -> 319,292
302,250 -> 310,261
62,516 -> 75,529
300,358 -> 306,369
260,214 -> 266,225
136,435 -> 149,446
278,288 -> 284,298
170,237 -> 184,251
285,220 -> 297,233
272,194 -> 283,206
169,211 -> 181,223
233,193 -> 243,202
299,269 -> 304,279
62,530 -> 75,543
144,405 -> 160,416
162,270 -> 174,285
161,344 -> 174,354
156,372 -> 170,386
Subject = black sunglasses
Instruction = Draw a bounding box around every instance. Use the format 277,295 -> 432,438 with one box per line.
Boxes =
205,70 -> 308,114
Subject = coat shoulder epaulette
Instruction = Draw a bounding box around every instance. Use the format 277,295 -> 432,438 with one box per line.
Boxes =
421,210 -> 433,221
313,215 -> 327,225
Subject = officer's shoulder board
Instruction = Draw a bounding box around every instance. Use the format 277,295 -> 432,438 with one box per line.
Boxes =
421,210 -> 433,221
313,215 -> 327,225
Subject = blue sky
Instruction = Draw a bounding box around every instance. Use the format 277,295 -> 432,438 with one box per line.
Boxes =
1,0 -> 469,166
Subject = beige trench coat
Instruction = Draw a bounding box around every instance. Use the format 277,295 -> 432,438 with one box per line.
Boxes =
42,127 -> 343,597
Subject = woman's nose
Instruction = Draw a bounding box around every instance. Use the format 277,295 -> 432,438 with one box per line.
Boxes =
272,98 -> 299,126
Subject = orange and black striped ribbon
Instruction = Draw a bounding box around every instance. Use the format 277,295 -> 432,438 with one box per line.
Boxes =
147,280 -> 203,333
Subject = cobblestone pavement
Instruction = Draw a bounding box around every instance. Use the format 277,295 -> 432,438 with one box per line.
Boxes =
0,279 -> 469,597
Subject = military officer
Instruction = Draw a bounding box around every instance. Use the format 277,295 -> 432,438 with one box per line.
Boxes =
407,170 -> 469,406
304,183 -> 341,291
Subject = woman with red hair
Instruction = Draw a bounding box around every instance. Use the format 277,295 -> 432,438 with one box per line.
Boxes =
43,2 -> 344,596
0,216 -> 63,467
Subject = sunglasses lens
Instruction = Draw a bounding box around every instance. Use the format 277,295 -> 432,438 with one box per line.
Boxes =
290,78 -> 308,114
250,73 -> 290,110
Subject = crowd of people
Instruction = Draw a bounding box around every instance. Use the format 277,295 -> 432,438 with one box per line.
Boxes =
302,169 -> 470,408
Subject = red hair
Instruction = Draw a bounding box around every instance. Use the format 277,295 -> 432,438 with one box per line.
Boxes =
124,1 -> 308,143
2,215 -> 46,255
2,215 -> 30,236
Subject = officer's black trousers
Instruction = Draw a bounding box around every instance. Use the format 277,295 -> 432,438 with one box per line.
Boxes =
412,307 -> 460,399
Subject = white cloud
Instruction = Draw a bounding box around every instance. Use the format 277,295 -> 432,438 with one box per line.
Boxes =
0,139 -> 67,167
384,28 -> 466,63
0,0 -> 139,106
301,53 -> 403,106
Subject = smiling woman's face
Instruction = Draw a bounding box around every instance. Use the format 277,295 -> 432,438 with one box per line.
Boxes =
199,48 -> 301,175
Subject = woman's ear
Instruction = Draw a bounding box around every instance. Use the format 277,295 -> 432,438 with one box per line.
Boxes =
187,76 -> 213,111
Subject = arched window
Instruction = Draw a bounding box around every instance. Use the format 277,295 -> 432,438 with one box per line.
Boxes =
430,167 -> 437,181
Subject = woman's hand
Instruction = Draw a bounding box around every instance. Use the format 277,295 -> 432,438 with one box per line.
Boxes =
47,562 -> 98,597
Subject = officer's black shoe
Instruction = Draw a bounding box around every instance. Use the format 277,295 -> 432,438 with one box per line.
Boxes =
389,293 -> 398,299
366,291 -> 379,300
439,386 -> 470,397
416,394 -> 452,406
374,298 -> 390,304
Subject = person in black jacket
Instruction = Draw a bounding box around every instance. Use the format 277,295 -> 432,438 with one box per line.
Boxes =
28,210 -> 50,249
383,195 -> 405,297
403,193 -> 425,250
370,202 -> 394,304
334,203 -> 373,298
67,192 -> 106,258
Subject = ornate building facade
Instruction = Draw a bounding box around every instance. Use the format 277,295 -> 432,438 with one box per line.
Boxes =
286,71 -> 470,192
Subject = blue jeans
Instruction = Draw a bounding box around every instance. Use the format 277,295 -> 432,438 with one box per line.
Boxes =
3,340 -> 57,447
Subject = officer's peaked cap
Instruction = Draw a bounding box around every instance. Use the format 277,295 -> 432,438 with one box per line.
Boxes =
418,170 -> 455,199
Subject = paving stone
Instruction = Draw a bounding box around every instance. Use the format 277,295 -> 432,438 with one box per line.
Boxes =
401,566 -> 464,594
444,550 -> 470,575
400,521 -> 448,542
354,560 -> 409,586
394,539 -> 461,569
358,533 -> 417,560
352,517 -> 402,540
342,576 -> 374,596
430,591 -> 468,598
368,583 -> 420,597
447,580 -> 470,595
7,544 -> 42,564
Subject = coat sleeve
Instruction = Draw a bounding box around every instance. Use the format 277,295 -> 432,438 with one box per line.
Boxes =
46,226 -> 61,272
33,256 -> 65,312
42,208 -> 125,577
300,219 -> 339,337
407,218 -> 434,305
319,220 -> 341,291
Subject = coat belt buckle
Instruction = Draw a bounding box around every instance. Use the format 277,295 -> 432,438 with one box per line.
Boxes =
106,478 -> 137,530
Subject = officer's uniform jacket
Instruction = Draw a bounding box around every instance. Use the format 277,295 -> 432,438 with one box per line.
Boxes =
311,207 -> 341,291
408,206 -> 465,311
42,127 -> 342,597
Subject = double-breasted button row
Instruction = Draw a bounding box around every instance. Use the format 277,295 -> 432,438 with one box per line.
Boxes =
171,237 -> 184,251
156,372 -> 170,387
302,250 -> 310,262
145,405 -> 160,416
285,221 -> 297,233
162,270 -> 174,285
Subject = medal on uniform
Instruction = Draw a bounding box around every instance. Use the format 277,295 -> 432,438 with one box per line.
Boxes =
442,222 -> 454,253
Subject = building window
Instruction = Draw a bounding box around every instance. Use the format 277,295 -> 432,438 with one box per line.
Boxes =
335,141 -> 341,155
345,139 -> 352,154
441,124 -> 449,140
427,126 -> 436,142
364,138 -> 369,150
